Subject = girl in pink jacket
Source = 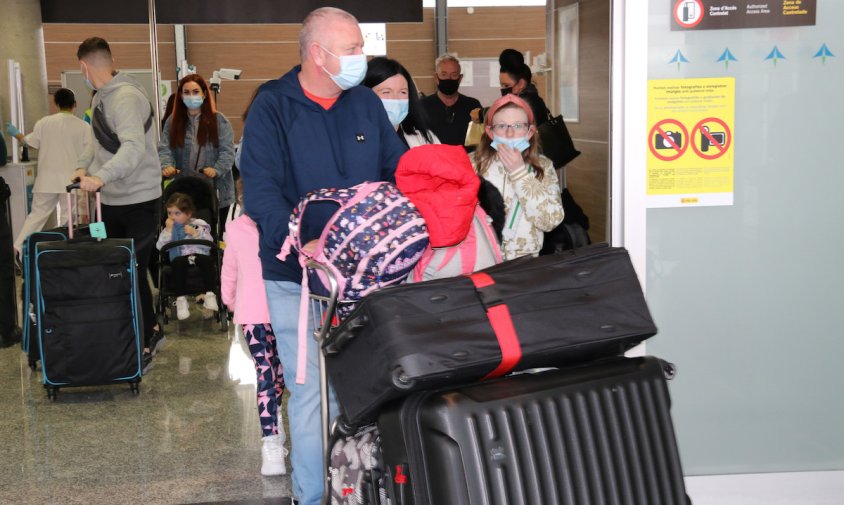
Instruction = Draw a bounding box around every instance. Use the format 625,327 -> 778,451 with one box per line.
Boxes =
221,190 -> 287,476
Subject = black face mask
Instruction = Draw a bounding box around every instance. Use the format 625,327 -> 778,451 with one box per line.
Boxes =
437,78 -> 460,95
500,86 -> 514,97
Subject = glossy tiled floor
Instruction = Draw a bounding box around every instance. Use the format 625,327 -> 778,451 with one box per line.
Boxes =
0,291 -> 292,505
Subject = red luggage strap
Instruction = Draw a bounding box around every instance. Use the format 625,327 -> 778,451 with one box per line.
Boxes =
469,272 -> 522,379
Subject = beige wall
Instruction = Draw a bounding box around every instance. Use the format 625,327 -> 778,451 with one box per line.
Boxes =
41,5 -> 610,244
42,7 -> 545,138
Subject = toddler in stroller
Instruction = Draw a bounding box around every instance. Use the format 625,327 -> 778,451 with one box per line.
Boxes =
156,190 -> 221,321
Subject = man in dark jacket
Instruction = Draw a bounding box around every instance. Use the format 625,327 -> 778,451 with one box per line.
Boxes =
239,7 -> 406,504
420,54 -> 482,149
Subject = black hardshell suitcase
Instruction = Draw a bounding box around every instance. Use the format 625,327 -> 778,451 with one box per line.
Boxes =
325,244 -> 657,425
33,185 -> 142,399
376,356 -> 689,505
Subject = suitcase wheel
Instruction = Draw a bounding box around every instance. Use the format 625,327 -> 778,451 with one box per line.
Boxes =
391,367 -> 416,391
335,418 -> 357,437
28,359 -> 37,371
130,380 -> 141,396
45,386 -> 58,401
661,360 -> 678,380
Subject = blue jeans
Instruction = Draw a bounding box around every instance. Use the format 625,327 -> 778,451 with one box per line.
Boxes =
266,280 -> 338,505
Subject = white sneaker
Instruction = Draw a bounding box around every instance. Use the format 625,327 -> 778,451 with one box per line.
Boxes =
261,434 -> 288,476
203,291 -> 219,312
175,296 -> 190,320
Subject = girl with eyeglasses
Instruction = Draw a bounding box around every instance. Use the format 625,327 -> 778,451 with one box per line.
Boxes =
471,94 -> 564,260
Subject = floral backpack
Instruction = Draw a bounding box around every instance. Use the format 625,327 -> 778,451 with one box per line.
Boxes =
278,181 -> 429,384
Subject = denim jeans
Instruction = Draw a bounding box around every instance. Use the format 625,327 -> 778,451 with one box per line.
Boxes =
266,280 -> 338,505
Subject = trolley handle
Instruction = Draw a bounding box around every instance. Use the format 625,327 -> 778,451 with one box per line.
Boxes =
305,260 -> 341,344
66,180 -> 102,239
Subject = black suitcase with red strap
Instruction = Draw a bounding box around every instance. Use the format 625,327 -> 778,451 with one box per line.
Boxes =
324,244 -> 657,426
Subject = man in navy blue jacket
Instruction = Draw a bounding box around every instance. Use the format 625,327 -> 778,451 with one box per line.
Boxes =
239,7 -> 407,504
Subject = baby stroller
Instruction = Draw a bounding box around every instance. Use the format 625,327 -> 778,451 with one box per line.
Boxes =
155,176 -> 227,331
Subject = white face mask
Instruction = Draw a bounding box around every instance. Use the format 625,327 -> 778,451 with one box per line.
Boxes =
320,46 -> 367,90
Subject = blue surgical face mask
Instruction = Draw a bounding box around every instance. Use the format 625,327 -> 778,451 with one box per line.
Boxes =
321,46 -> 367,90
381,98 -> 409,128
81,64 -> 96,90
491,135 -> 531,153
183,95 -> 204,110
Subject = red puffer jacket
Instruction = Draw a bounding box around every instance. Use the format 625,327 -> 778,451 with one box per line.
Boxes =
395,144 -> 480,247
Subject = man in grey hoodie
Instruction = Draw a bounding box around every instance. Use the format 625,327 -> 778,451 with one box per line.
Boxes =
74,37 -> 163,372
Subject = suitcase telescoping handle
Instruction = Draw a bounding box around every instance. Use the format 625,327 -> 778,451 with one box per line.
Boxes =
65,182 -> 102,240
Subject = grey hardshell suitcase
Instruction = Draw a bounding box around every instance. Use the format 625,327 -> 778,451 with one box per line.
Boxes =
375,356 -> 689,505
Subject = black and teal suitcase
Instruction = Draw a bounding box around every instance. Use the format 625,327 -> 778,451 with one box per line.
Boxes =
21,229 -> 70,368
21,193 -> 91,369
34,237 -> 143,399
372,356 -> 689,505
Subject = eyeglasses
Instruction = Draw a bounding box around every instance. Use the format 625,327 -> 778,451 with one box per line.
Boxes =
490,122 -> 530,134
445,106 -> 455,124
182,89 -> 203,96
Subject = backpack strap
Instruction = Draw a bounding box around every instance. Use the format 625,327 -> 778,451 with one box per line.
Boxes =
469,272 -> 522,379
294,266 -> 311,385
475,205 -> 504,263
92,99 -> 155,155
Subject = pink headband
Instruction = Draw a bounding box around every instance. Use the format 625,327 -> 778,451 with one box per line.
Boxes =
484,94 -> 535,126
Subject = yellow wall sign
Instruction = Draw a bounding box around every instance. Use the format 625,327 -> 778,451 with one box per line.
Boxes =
647,77 -> 735,207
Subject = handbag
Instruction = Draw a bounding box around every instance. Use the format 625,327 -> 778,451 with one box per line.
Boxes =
464,121 -> 485,147
537,114 -> 581,168
540,186 -> 591,254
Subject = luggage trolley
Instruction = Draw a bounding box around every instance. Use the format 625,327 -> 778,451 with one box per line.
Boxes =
304,259 -> 691,505
305,260 -> 346,505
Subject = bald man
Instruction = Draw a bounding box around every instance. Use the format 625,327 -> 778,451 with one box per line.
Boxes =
239,7 -> 406,503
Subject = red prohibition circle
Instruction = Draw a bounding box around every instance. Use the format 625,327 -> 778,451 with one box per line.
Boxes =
691,117 -> 731,160
673,0 -> 704,29
649,119 -> 689,161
